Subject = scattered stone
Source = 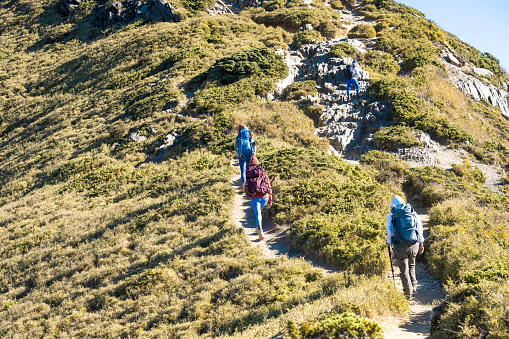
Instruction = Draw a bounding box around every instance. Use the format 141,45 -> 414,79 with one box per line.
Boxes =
129,131 -> 147,142
160,133 -> 178,149
61,0 -> 92,14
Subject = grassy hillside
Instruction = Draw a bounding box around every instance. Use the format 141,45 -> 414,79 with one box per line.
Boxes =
0,0 -> 508,337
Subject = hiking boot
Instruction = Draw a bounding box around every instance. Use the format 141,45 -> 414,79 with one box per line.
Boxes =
258,226 -> 265,240
255,228 -> 261,238
406,294 -> 413,300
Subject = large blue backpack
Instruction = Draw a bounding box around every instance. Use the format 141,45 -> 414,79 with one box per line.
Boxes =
237,127 -> 253,160
391,203 -> 418,246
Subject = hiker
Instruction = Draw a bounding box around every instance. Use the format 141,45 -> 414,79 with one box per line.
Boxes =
344,60 -> 362,101
245,156 -> 272,240
234,124 -> 256,186
386,195 -> 424,299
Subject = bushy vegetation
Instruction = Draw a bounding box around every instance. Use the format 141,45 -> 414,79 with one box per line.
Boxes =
347,24 -> 376,39
293,30 -> 324,48
374,125 -> 423,150
288,312 -> 384,338
426,198 -> 509,338
187,47 -> 289,114
330,42 -> 360,59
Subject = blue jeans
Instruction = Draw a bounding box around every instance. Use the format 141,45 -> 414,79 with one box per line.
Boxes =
239,156 -> 252,185
346,78 -> 360,96
251,197 -> 268,227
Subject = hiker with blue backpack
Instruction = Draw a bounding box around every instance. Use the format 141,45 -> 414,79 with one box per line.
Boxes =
234,124 -> 256,187
386,195 -> 424,300
344,60 -> 362,102
245,156 -> 272,240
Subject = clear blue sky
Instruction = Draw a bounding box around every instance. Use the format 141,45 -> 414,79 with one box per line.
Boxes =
396,0 -> 509,72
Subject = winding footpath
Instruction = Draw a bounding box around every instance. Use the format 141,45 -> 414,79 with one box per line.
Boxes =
230,160 -> 446,338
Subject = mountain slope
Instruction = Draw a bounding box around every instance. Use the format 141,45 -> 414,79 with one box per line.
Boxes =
0,0 -> 508,338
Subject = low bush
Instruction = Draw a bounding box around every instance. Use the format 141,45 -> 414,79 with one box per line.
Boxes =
288,312 -> 384,338
187,47 -> 288,114
403,166 -> 491,207
373,126 -> 423,150
259,147 -> 393,273
281,80 -> 318,101
293,30 -> 324,48
317,21 -> 345,39
253,7 -> 338,31
347,24 -> 376,39
330,42 -> 360,59
431,281 -> 509,339
362,50 -> 400,76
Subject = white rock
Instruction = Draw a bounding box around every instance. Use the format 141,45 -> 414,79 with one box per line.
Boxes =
130,132 -> 147,142
473,67 -> 493,77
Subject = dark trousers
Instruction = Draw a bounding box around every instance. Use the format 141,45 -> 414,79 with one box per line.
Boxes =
392,242 -> 419,296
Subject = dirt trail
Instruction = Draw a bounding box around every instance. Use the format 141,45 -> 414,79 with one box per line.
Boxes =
230,159 -> 336,272
380,208 -> 446,339
230,159 -> 446,338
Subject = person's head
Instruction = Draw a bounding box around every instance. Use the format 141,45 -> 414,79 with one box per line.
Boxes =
249,155 -> 260,166
391,195 -> 405,207
238,124 -> 246,132
352,60 -> 358,67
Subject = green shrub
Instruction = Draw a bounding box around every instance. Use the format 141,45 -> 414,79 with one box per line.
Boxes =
330,42 -> 359,59
347,24 -> 376,39
281,80 -> 318,100
288,312 -> 384,339
253,7 -> 337,31
363,50 -> 400,76
431,281 -> 509,339
317,21 -> 344,39
260,147 -> 393,272
293,30 -> 324,48
374,125 -> 423,150
187,47 -> 288,114
360,150 -> 409,177
330,0 -> 345,10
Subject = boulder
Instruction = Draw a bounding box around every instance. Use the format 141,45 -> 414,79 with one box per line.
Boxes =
446,52 -> 461,67
473,67 -> 493,78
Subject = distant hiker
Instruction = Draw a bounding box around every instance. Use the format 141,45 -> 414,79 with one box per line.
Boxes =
386,195 -> 424,299
245,156 -> 272,240
344,60 -> 362,102
235,124 -> 256,186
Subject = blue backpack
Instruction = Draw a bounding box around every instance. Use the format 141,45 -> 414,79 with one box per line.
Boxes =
237,127 -> 253,160
391,203 -> 418,246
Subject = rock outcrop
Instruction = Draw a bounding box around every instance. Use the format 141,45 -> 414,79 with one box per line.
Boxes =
62,0 -> 180,26
440,48 -> 509,119
276,39 -> 391,158
207,0 -> 264,15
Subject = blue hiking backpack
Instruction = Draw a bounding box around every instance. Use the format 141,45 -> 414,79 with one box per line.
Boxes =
391,203 -> 418,246
237,127 -> 253,160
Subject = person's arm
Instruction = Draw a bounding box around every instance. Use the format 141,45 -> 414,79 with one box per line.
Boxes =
353,67 -> 361,79
414,211 -> 425,254
234,135 -> 238,151
264,170 -> 273,204
386,213 -> 394,245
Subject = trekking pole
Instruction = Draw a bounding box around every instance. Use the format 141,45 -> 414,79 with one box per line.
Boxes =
387,244 -> 395,281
